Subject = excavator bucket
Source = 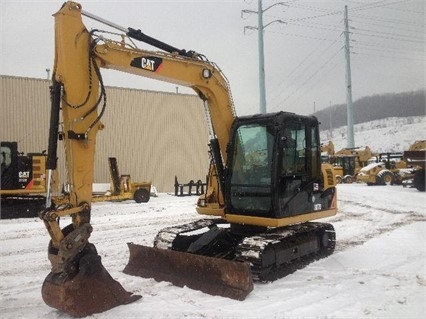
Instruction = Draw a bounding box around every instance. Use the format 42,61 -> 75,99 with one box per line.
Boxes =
124,243 -> 253,300
42,252 -> 141,317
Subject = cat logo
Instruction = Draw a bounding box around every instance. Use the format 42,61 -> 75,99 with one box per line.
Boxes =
131,56 -> 163,72
19,171 -> 30,179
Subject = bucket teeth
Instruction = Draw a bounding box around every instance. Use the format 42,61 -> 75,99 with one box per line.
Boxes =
124,243 -> 253,301
42,250 -> 141,317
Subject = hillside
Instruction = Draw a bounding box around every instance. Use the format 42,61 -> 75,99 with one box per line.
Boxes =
315,90 -> 425,131
320,115 -> 425,153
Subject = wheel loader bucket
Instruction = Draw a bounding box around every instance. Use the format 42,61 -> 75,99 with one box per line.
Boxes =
124,243 -> 253,301
42,252 -> 141,317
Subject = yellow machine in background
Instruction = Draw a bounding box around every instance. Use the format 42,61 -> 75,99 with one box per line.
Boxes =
356,141 -> 425,187
321,141 -> 335,158
91,157 -> 151,203
38,2 -> 337,317
321,141 -> 374,184
332,146 -> 375,183
407,140 -> 426,152
403,140 -> 426,191
356,152 -> 406,185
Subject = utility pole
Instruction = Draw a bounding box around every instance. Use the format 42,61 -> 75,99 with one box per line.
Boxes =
329,101 -> 333,139
344,5 -> 355,148
242,1 -> 286,114
258,0 -> 266,114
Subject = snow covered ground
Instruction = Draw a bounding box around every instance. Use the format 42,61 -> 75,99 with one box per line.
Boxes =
1,183 -> 425,319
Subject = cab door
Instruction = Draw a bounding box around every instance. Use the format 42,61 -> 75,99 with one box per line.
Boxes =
277,120 -> 320,217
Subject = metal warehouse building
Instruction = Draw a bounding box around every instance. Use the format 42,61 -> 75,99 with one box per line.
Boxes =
1,75 -> 210,192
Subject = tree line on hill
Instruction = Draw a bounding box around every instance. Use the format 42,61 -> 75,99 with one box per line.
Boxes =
314,89 -> 425,131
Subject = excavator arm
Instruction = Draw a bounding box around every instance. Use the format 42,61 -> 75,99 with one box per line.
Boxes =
44,2 -> 236,240
40,2 -> 337,317
48,1 -> 234,217
40,2 -> 251,317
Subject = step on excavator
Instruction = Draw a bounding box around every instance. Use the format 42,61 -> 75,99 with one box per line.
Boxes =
39,2 -> 337,317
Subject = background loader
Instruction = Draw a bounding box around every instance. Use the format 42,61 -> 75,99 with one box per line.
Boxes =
402,140 -> 426,191
356,142 -> 424,187
321,142 -> 374,184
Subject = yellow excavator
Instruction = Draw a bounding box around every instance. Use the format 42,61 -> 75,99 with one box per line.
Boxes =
40,2 -> 337,317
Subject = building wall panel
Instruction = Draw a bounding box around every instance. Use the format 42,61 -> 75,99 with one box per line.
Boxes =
1,75 -> 210,192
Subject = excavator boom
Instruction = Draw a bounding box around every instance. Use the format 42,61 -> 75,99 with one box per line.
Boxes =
40,2 -> 253,316
39,2 -> 337,317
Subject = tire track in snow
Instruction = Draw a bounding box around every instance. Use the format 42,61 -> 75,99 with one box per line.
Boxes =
338,198 -> 422,215
330,198 -> 426,252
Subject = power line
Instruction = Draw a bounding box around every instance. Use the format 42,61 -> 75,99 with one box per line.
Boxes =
350,17 -> 424,34
285,21 -> 343,33
350,29 -> 424,44
350,12 -> 424,27
352,40 -> 424,54
270,59 -> 342,113
349,0 -> 414,12
244,0 -> 423,116
267,33 -> 343,107
267,29 -> 340,41
286,2 -> 334,13
352,51 -> 425,62
350,54 -> 425,83
269,46 -> 344,112
350,26 -> 423,42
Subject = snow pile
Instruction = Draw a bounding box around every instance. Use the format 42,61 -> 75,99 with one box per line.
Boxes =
321,116 -> 425,152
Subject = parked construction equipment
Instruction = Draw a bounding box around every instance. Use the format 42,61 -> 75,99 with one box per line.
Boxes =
1,141 -> 59,218
357,152 -> 412,186
91,157 -> 151,203
38,2 -> 337,316
402,140 -> 426,191
321,142 -> 374,184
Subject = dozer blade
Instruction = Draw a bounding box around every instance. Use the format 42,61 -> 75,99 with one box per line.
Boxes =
42,252 -> 141,317
124,243 -> 253,301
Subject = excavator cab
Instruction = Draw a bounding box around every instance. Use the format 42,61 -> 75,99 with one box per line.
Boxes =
124,112 -> 336,299
225,112 -> 329,219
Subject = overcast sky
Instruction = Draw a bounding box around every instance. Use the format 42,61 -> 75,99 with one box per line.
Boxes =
1,0 -> 424,116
